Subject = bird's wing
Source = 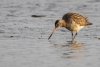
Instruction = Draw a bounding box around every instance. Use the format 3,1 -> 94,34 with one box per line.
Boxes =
71,13 -> 89,26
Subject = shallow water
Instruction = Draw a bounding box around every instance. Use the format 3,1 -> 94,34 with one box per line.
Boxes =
0,0 -> 100,67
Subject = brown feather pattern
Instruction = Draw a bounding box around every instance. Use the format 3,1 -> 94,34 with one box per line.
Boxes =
62,12 -> 91,26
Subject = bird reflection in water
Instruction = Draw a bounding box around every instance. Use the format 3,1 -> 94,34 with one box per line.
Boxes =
49,40 -> 85,61
62,41 -> 85,61
68,41 -> 84,50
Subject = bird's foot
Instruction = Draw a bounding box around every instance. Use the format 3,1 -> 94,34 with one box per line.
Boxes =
67,41 -> 73,44
67,40 -> 77,44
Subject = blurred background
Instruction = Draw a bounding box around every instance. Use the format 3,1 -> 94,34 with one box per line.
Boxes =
0,0 -> 100,67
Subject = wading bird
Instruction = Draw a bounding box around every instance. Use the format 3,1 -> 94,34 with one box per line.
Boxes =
48,12 -> 92,42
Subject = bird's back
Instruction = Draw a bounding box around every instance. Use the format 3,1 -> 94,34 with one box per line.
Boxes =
62,12 -> 92,26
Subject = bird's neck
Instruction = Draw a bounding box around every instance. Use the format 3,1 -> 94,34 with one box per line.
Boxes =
59,19 -> 67,27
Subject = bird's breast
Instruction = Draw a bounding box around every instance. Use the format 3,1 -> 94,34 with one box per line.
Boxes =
66,21 -> 84,32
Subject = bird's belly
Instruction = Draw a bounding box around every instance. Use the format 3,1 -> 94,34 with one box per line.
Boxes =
67,24 -> 84,32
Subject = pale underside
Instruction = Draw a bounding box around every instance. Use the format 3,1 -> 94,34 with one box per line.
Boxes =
67,20 -> 85,32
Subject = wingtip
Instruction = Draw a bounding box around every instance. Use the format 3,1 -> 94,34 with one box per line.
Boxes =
87,23 -> 93,25
89,23 -> 93,25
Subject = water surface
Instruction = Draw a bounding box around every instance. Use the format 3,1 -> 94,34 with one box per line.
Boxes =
0,0 -> 100,67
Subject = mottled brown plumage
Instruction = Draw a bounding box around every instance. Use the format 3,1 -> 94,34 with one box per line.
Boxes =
48,12 -> 92,42
62,13 -> 91,26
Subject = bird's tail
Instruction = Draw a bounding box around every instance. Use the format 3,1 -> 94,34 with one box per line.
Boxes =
87,22 -> 93,25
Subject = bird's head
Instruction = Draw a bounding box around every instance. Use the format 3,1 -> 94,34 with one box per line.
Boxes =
55,19 -> 67,28
48,19 -> 66,40
55,20 -> 59,28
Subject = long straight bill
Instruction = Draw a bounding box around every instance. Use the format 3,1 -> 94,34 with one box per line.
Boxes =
48,28 -> 57,40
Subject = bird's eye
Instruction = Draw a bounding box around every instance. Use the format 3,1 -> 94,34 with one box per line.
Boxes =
56,24 -> 58,27
55,23 -> 59,28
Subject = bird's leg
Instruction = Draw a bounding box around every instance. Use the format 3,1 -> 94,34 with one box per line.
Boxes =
72,32 -> 77,42
71,32 -> 74,42
71,32 -> 74,41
